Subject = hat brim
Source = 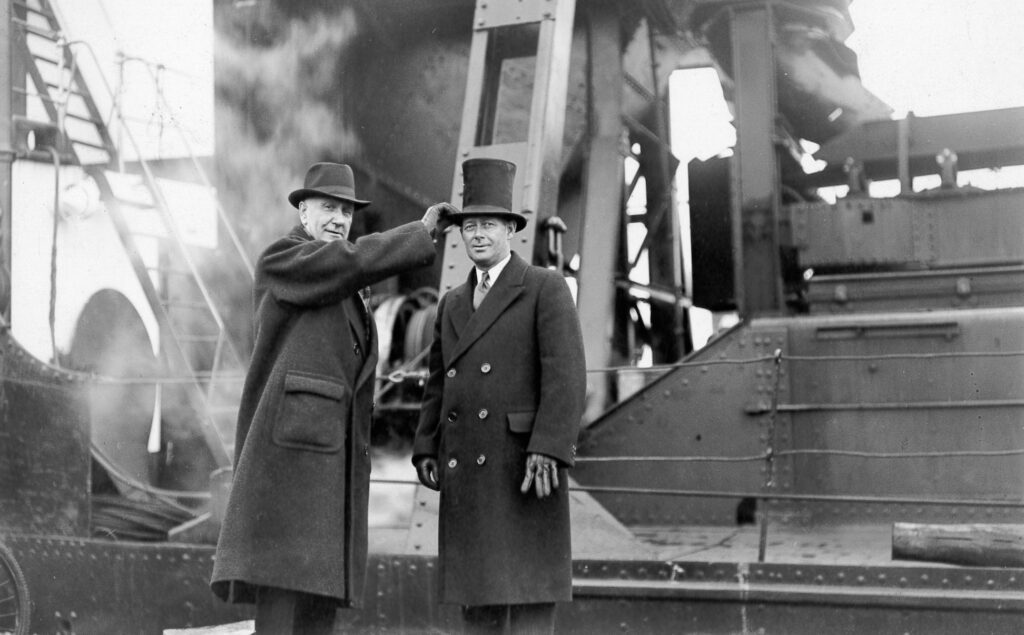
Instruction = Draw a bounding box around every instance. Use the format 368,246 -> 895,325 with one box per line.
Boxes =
289,188 -> 371,209
451,205 -> 527,231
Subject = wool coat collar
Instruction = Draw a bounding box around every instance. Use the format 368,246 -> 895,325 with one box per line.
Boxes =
445,250 -> 527,366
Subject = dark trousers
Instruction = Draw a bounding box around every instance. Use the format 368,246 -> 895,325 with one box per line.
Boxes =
254,587 -> 337,635
462,603 -> 556,635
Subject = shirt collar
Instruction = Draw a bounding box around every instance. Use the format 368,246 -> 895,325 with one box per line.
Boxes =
476,251 -> 512,285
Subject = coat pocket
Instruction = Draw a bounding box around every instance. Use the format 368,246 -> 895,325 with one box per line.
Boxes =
506,411 -> 537,434
273,371 -> 348,453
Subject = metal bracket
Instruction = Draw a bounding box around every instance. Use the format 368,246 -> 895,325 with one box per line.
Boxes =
475,0 -> 557,29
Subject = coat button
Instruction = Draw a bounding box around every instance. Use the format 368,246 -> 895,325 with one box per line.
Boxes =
447,368 -> 457,378
353,343 -> 362,356
448,458 -> 458,469
480,363 -> 491,374
447,411 -> 458,423
478,409 -> 488,419
476,455 -> 486,465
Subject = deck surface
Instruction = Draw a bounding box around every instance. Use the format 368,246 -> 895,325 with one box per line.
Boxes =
371,521 -> 939,567
633,522 -> 935,566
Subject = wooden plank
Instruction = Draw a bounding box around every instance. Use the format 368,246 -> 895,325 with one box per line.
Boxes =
892,522 -> 1024,567
163,622 -> 253,635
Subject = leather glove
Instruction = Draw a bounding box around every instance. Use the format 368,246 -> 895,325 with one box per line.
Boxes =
520,452 -> 559,499
415,456 -> 440,491
421,202 -> 458,237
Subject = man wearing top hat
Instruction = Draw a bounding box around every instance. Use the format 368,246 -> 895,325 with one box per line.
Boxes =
413,158 -> 587,634
212,162 -> 455,634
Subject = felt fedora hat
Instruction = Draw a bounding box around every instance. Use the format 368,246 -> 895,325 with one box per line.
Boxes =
450,158 -> 527,231
288,162 -> 371,209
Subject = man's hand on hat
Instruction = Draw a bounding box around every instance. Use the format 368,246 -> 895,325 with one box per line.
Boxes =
422,202 -> 459,238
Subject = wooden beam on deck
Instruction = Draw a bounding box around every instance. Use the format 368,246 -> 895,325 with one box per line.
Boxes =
892,522 -> 1024,568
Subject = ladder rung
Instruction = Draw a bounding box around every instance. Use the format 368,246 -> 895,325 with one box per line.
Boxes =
12,17 -> 59,40
15,87 -> 89,106
12,87 -> 57,103
44,82 -> 88,99
32,52 -> 60,67
13,1 -> 57,21
11,111 -> 107,149
70,138 -> 112,151
63,111 -> 104,126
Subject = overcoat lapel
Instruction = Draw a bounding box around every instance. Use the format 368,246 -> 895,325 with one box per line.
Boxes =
445,283 -> 473,346
344,296 -> 378,391
447,252 -> 527,366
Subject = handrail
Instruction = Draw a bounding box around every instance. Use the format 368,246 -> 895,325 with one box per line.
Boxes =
64,39 -> 242,362
584,348 -> 1024,375
569,485 -> 1024,509
365,479 -> 1024,510
576,447 -> 1024,462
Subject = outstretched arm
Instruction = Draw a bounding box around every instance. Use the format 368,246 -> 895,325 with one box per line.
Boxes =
260,221 -> 435,307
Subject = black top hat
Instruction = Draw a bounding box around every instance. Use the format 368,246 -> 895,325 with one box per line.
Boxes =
449,158 -> 527,231
288,163 -> 371,209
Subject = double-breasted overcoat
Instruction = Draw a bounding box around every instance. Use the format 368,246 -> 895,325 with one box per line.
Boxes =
212,221 -> 434,607
413,251 -> 586,606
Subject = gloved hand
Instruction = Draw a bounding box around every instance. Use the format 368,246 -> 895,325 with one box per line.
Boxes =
422,202 -> 459,237
415,456 -> 440,491
520,452 -> 560,498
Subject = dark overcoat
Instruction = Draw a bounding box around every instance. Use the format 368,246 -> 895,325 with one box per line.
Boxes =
412,251 -> 586,606
212,221 -> 434,607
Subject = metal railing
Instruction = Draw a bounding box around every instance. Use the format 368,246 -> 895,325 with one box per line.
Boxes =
571,345 -> 1024,561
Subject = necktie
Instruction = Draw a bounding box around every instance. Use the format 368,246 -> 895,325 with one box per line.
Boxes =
473,271 -> 490,310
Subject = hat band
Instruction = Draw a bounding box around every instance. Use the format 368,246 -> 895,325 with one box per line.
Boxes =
309,185 -> 359,200
460,204 -> 514,216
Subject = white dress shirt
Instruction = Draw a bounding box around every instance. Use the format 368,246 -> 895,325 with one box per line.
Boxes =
475,251 -> 512,287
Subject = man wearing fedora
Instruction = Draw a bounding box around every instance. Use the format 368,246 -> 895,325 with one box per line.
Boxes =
413,158 -> 586,634
212,162 -> 454,634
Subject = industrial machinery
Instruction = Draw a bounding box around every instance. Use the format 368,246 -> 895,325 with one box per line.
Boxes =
2,0 -> 1023,633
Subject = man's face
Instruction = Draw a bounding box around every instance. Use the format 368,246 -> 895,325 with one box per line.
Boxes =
300,196 -> 354,242
461,215 -> 514,269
